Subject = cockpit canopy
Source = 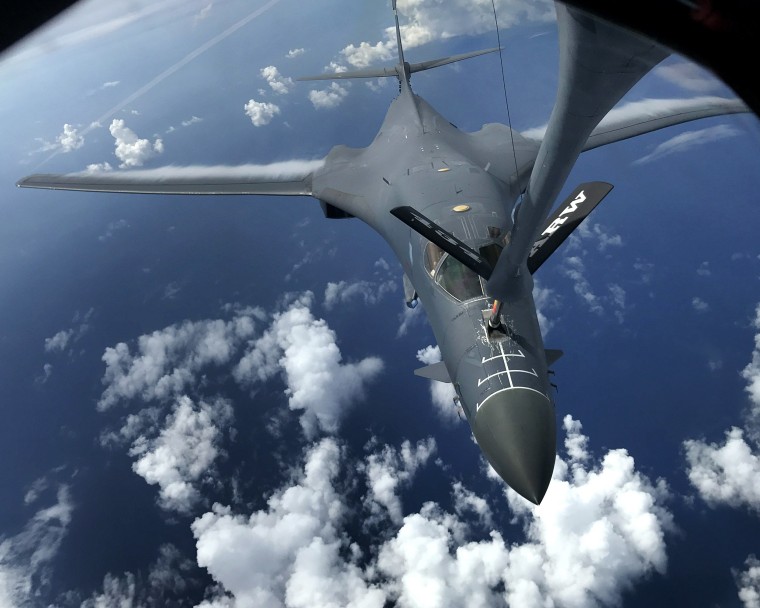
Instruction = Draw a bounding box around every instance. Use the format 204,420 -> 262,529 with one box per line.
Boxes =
423,241 -> 483,302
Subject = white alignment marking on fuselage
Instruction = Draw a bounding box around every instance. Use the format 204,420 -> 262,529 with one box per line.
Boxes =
476,386 -> 549,411
477,344 -> 538,387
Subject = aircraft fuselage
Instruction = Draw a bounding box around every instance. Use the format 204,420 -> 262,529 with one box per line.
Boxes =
312,87 -> 556,503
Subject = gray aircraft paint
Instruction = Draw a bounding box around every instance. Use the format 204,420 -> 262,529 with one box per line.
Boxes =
18,2 -> 751,504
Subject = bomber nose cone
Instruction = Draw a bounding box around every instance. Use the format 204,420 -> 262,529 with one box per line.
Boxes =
472,388 -> 556,504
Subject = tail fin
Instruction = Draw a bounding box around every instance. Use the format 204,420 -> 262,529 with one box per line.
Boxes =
298,0 -> 500,85
297,48 -> 501,82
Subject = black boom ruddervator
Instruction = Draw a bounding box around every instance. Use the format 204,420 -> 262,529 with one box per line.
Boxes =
18,2 -> 750,504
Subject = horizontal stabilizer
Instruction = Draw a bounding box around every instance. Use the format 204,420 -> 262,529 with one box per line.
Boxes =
391,206 -> 493,279
545,349 -> 564,366
414,361 -> 451,383
17,162 -> 322,196
298,47 -> 500,82
528,182 -> 614,274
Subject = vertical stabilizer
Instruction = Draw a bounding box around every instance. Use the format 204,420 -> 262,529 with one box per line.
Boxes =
391,0 -> 412,90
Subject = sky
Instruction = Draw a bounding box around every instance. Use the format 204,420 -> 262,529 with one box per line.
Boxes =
1,0 -> 760,606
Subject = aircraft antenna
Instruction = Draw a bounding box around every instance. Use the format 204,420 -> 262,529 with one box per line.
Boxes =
490,0 -> 520,199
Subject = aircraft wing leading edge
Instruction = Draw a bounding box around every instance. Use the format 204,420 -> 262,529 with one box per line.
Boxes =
17,166 -> 317,196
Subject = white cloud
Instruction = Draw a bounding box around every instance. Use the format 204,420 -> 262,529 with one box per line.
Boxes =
194,2 -> 213,23
98,311 -> 261,411
697,261 -> 712,276
341,0 -> 552,70
683,303 -> 760,512
188,414 -> 671,607
244,98 -> 280,126
576,221 -> 623,252
743,304 -> 760,436
86,162 -> 113,173
737,555 -> 760,608
192,439 -> 387,608
608,283 -> 627,323
452,482 -> 493,528
81,543 -> 194,607
261,65 -> 294,95
0,486 -> 73,607
362,438 -> 437,524
323,279 -> 396,310
533,279 -> 556,336
654,61 -> 723,93
101,80 -> 120,89
634,124 -> 740,165
308,83 -> 349,110
129,396 -> 233,513
397,301 -> 424,337
415,345 -> 459,424
286,48 -> 305,59
43,308 -> 94,355
98,218 -> 129,242
341,41 -> 395,68
44,329 -> 73,353
234,293 -> 383,437
692,296 -> 710,313
495,415 -> 673,607
181,115 -> 203,127
684,427 -> 760,513
57,123 -> 84,152
562,256 -> 604,315
109,118 -> 164,168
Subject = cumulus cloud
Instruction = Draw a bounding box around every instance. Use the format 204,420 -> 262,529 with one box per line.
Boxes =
634,124 -> 740,165
323,278 -> 396,310
308,83 -> 349,110
692,296 -> 710,313
737,555 -> 760,608
362,438 -> 437,524
341,0 -> 552,69
286,48 -> 305,59
0,486 -> 73,606
192,439 -> 386,607
341,41 -> 395,69
57,123 -> 84,152
244,98 -> 280,126
187,413 -> 671,607
98,311 -> 261,410
108,118 -> 164,168
415,345 -> 459,424
494,415 -> 673,607
697,261 -> 712,277
129,396 -> 233,513
44,329 -> 73,353
683,303 -> 760,513
43,307 -> 94,355
234,293 -> 383,437
684,428 -> 760,513
261,65 -> 294,95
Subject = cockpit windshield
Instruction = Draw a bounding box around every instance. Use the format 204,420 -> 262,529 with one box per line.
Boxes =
423,240 -> 486,302
436,254 -> 483,301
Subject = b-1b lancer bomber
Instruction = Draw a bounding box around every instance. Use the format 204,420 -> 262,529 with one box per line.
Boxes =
18,1 -> 750,503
